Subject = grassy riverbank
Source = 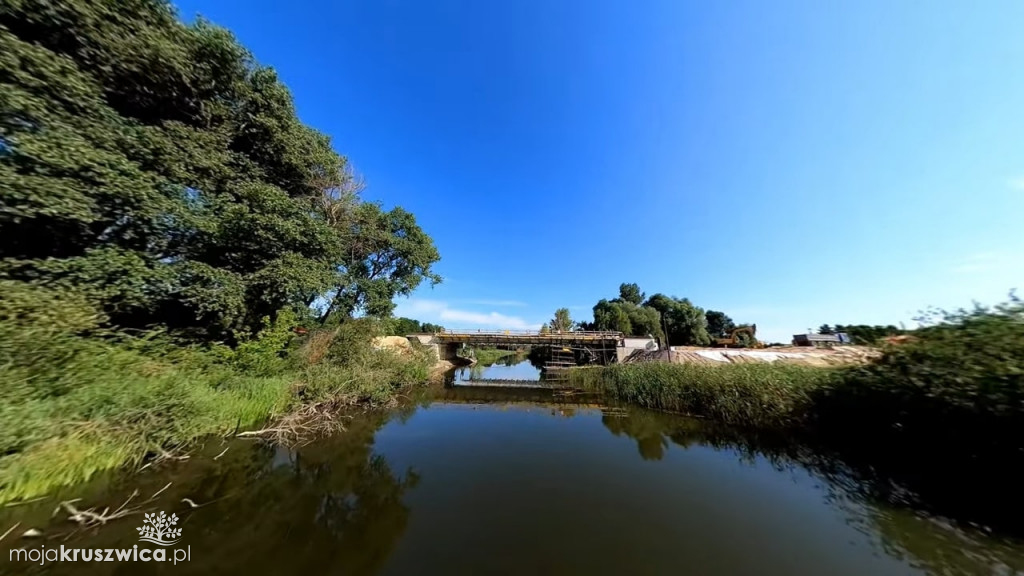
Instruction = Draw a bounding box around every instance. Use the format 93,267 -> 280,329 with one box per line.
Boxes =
0,287 -> 432,503
569,363 -> 831,430
570,298 -> 1024,456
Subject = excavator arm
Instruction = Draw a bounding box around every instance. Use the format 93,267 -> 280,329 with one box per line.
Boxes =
714,324 -> 761,348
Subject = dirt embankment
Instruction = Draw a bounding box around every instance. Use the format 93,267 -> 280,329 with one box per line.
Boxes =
624,345 -> 879,367
371,336 -> 470,379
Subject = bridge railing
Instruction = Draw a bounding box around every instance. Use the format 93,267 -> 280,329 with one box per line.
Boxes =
430,329 -> 624,338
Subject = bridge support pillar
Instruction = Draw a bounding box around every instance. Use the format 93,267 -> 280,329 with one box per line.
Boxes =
404,335 -> 460,363
439,343 -> 460,362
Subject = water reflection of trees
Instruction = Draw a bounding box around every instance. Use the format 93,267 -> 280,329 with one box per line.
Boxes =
5,410 -> 417,576
597,407 -> 1024,576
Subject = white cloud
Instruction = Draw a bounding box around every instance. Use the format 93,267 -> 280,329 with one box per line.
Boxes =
949,252 -> 1020,274
1009,178 -> 1024,191
459,299 -> 528,307
393,298 -> 540,330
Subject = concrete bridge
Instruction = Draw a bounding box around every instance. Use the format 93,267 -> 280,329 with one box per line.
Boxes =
406,330 -> 658,365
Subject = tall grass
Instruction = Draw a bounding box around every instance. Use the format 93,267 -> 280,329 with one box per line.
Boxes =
0,283 -> 432,503
570,363 -> 833,430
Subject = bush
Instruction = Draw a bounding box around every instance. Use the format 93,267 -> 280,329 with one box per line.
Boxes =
816,298 -> 1024,456
298,319 -> 433,405
0,297 -> 432,503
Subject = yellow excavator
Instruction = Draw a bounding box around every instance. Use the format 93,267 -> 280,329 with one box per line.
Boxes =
713,324 -> 763,348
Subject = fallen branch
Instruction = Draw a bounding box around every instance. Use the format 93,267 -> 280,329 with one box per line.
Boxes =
0,522 -> 20,543
235,400 -> 348,445
155,448 -> 189,463
147,483 -> 172,501
59,491 -> 139,527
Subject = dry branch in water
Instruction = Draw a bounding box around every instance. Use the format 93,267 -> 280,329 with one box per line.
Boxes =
57,491 -> 139,527
0,522 -> 20,542
236,401 -> 349,445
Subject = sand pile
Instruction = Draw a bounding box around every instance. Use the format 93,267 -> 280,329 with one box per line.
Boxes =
371,336 -> 414,355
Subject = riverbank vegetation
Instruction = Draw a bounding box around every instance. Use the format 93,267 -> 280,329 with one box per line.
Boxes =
571,295 -> 1024,464
0,283 -> 433,503
0,1 -> 440,502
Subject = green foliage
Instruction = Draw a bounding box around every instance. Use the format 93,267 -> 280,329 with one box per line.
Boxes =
570,363 -> 831,430
585,285 -> 725,345
384,317 -> 443,336
573,296 -> 1024,475
318,202 -> 441,322
592,298 -> 663,339
230,309 -> 299,376
550,307 -> 575,332
0,0 -> 439,340
463,347 -> 520,366
0,1 -> 440,502
618,282 -> 645,305
705,310 -> 736,338
830,323 -> 904,344
0,307 -> 432,502
299,319 -> 433,405
645,294 -> 711,346
818,298 -> 1024,457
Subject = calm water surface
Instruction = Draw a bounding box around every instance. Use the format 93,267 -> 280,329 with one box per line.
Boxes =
451,353 -> 541,383
3,382 -> 1024,575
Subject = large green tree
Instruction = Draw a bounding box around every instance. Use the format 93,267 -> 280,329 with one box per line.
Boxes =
318,202 -> 440,323
592,298 -> 663,340
705,310 -> 736,338
550,307 -> 575,332
618,282 -> 645,305
644,294 -> 711,346
0,0 -> 439,341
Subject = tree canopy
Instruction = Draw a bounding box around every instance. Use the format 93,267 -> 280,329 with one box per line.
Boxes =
618,283 -> 645,306
550,308 -> 575,332
644,294 -> 711,346
592,298 -> 663,341
386,317 -> 443,336
0,0 -> 439,342
705,310 -> 736,338
576,284 -> 754,346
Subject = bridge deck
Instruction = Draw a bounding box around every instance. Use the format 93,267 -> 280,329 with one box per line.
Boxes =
429,330 -> 623,346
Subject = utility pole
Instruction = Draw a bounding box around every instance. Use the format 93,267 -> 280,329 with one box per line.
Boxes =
662,311 -> 672,362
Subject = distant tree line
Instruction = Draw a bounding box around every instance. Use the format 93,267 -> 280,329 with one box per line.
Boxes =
816,324 -> 905,345
549,283 -> 754,347
386,317 -> 444,335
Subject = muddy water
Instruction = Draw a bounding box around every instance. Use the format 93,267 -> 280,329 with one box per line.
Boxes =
3,387 -> 1024,575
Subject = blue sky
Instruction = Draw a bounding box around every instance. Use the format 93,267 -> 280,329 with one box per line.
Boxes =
176,0 -> 1024,343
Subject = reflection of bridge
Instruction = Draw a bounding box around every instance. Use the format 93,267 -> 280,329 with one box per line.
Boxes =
406,330 -> 657,365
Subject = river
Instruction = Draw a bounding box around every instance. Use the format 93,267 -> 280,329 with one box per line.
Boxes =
3,360 -> 1024,575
